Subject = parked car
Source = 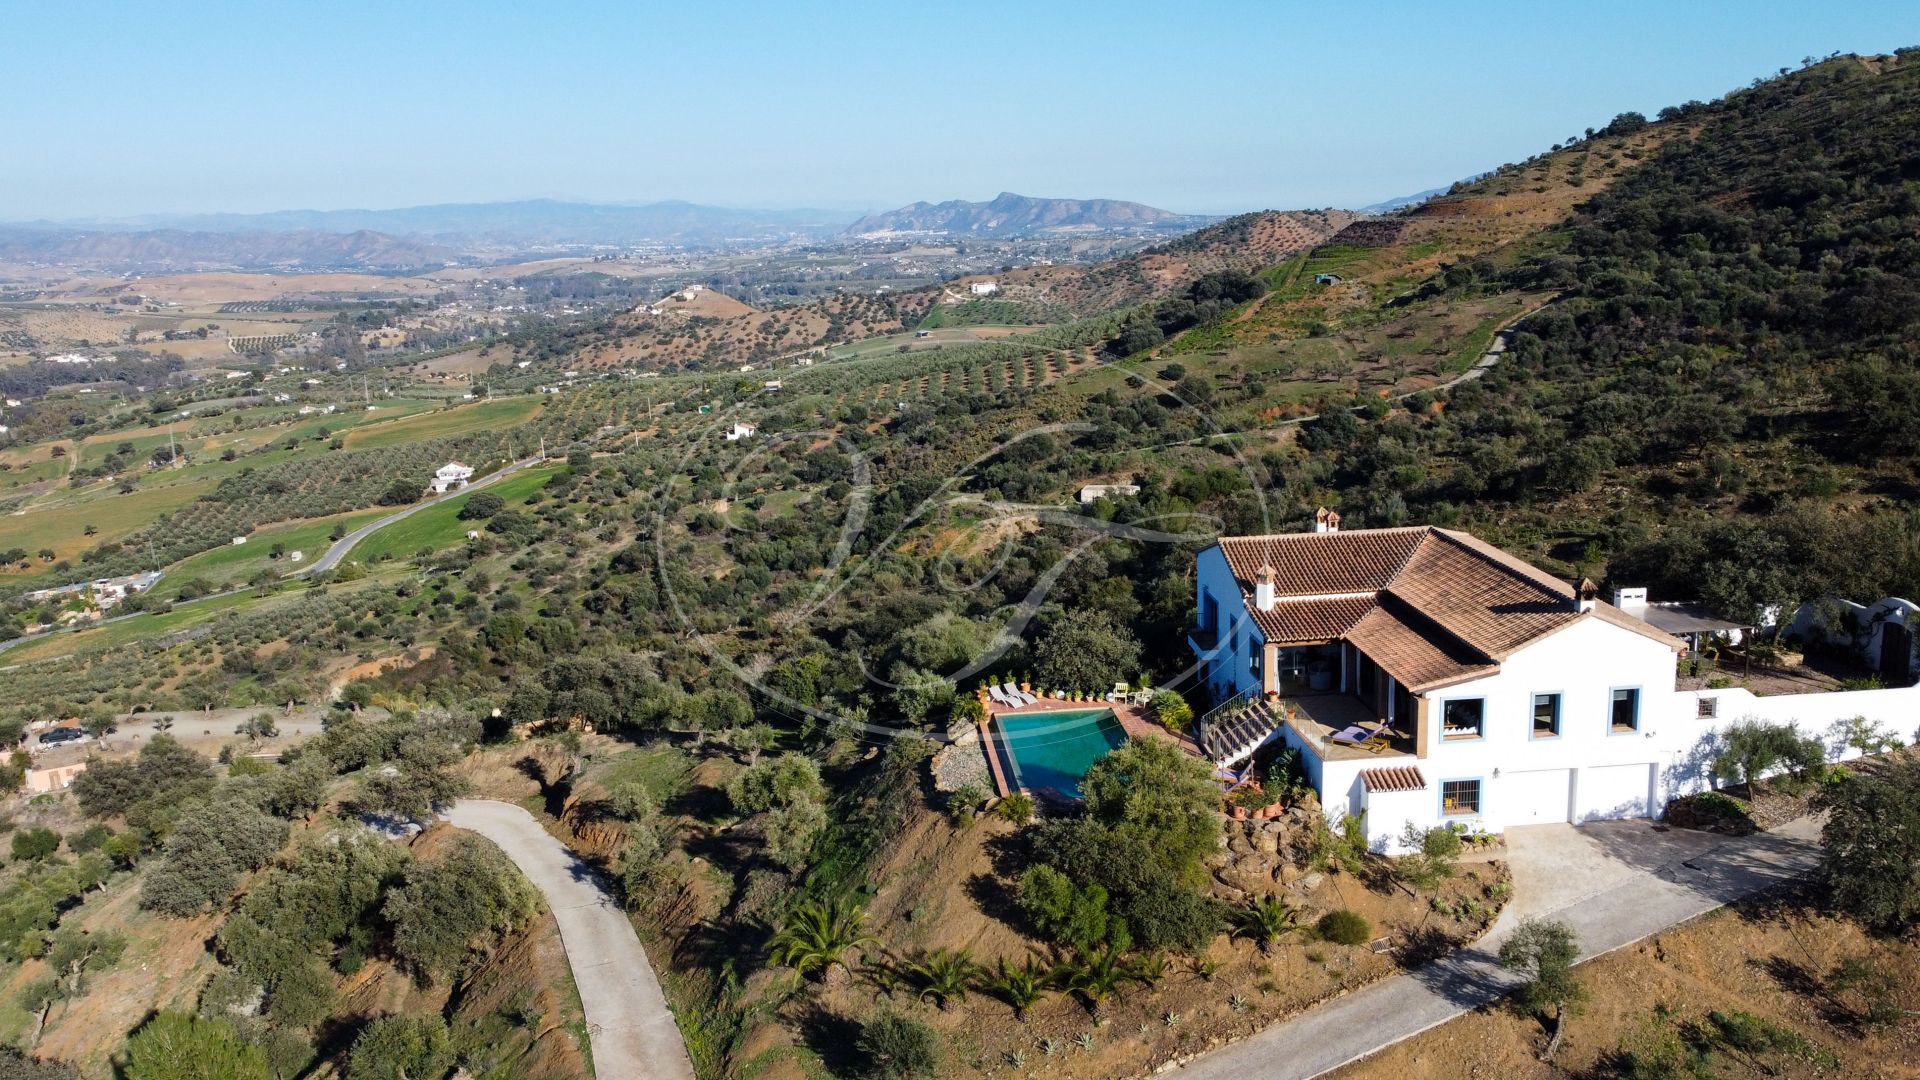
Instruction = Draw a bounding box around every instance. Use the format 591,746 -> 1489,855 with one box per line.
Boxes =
36,728 -> 88,748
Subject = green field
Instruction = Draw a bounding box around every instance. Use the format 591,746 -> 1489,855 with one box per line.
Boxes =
0,476 -> 217,571
154,508 -> 390,598
345,464 -> 561,564
345,397 -> 542,450
0,588 -> 266,665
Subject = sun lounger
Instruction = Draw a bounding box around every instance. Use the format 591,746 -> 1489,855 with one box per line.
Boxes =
987,685 -> 1013,707
1008,683 -> 1038,706
1331,723 -> 1395,753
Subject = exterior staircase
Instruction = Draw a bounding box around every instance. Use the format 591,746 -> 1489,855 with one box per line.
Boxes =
1198,691 -> 1286,767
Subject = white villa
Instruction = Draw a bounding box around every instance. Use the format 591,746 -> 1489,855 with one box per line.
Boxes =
724,422 -> 757,442
1190,516 -> 1919,852
969,281 -> 1000,296
429,461 -> 474,494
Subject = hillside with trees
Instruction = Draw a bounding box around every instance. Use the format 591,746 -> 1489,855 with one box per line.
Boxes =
0,51 -> 1916,1080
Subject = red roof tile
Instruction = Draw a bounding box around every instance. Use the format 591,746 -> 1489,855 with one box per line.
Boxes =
1213,525 -> 1682,693
1361,765 -> 1428,793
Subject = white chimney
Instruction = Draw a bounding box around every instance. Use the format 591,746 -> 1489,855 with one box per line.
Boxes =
1613,587 -> 1648,611
1576,577 -> 1599,614
1254,565 -> 1277,612
1313,507 -> 1341,533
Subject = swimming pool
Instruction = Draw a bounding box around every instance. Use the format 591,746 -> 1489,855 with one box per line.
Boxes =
992,708 -> 1126,799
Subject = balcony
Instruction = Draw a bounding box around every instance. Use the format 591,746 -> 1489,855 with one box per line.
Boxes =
1283,693 -> 1416,762
1186,625 -> 1220,655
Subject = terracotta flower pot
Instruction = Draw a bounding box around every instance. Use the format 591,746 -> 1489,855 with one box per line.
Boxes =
1231,805 -> 1249,821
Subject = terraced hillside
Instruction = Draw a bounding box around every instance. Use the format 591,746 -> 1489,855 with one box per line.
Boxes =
563,210 -> 1355,374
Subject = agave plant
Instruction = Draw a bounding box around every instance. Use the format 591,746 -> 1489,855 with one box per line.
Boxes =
909,946 -> 980,1010
767,897 -> 877,987
1231,895 -> 1298,954
986,954 -> 1053,1021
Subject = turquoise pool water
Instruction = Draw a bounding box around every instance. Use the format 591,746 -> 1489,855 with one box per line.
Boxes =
993,708 -> 1125,799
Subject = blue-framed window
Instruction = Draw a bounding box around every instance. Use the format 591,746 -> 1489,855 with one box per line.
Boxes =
1609,686 -> 1641,734
1440,777 -> 1483,817
1531,692 -> 1561,738
1441,697 -> 1485,740
1247,635 -> 1260,676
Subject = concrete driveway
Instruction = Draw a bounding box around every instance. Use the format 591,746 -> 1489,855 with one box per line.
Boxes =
443,799 -> 694,1080
1172,817 -> 1824,1080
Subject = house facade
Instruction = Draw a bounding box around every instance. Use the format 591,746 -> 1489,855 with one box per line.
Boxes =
430,461 -> 474,494
1190,519 -> 1920,852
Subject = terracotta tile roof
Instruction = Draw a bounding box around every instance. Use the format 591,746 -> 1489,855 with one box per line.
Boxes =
1345,598 -> 1500,693
1361,765 -> 1428,793
1248,595 -> 1376,643
1218,527 -> 1427,597
1212,525 -> 1683,693
1385,530 -> 1580,658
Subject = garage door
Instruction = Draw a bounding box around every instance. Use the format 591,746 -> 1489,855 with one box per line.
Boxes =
1577,763 -> 1654,821
1498,768 -> 1571,827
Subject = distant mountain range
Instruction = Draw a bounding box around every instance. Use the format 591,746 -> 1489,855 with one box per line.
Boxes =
844,192 -> 1215,237
0,194 -> 1223,273
0,226 -> 457,273
9,199 -> 850,253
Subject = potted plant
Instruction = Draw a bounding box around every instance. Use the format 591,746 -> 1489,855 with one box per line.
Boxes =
1020,673 -> 1033,694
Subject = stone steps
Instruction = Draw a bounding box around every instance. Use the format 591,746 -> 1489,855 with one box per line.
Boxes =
1203,700 -> 1284,767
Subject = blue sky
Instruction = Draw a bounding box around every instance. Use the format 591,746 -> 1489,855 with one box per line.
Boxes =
6,1 -> 1916,220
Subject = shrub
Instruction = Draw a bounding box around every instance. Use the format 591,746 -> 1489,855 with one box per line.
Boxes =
123,1012 -> 267,1080
1017,865 -> 1114,953
347,1015 -> 452,1080
72,734 -> 211,818
384,836 -> 539,983
1151,689 -> 1192,733
1317,909 -> 1371,946
1498,917 -> 1584,1059
1394,824 -> 1462,890
456,491 -> 505,520
857,1010 -> 940,1079
997,791 -> 1034,824
1712,719 -> 1827,795
67,823 -> 112,854
1120,881 -> 1225,952
139,798 -> 290,917
1818,758 -> 1920,932
10,828 -> 59,861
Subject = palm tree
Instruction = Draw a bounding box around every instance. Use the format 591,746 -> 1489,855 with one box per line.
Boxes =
908,947 -> 979,1010
1127,952 -> 1169,989
986,955 -> 1053,1021
768,897 -> 877,988
1231,895 -> 1297,954
1063,944 -> 1128,1019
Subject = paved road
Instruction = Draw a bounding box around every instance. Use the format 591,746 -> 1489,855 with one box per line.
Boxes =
443,799 -> 695,1080
1174,817 -> 1823,1080
0,456 -> 545,661
307,455 -> 542,573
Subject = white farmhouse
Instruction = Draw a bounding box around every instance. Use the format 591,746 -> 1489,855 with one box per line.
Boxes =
1190,517 -> 1919,852
429,461 -> 474,494
969,281 -> 1000,296
1077,483 -> 1140,506
724,422 -> 757,442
